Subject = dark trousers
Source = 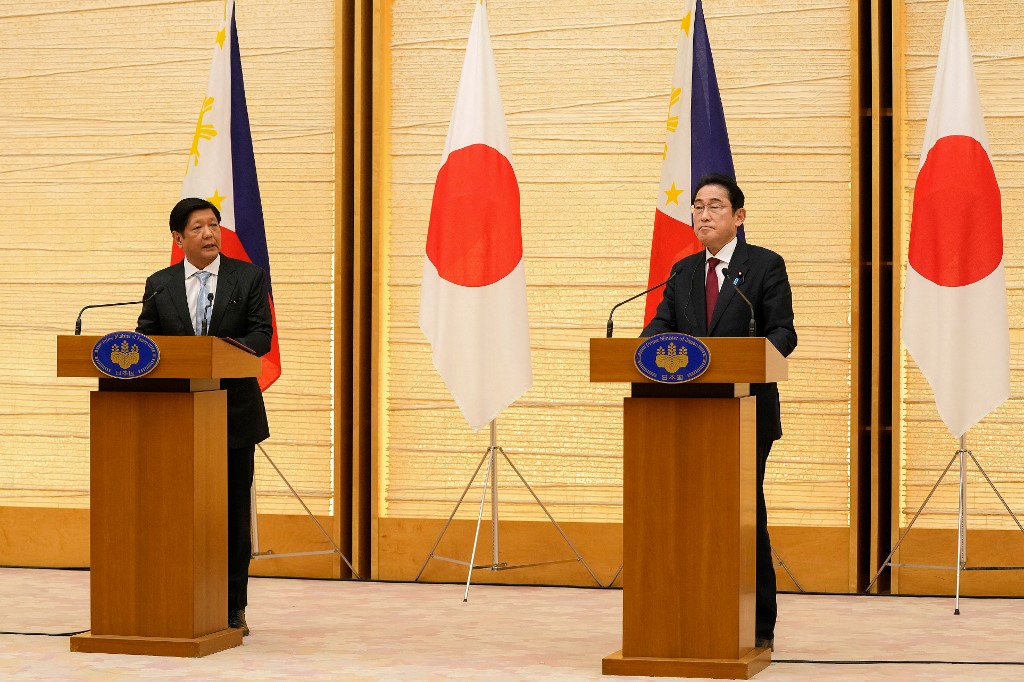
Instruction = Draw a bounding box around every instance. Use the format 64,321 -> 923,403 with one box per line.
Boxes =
756,440 -> 776,640
228,444 -> 255,614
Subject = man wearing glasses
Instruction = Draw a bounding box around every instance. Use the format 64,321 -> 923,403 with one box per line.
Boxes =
642,173 -> 797,651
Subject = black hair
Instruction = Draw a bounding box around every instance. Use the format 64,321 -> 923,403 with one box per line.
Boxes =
169,197 -> 221,233
694,173 -> 744,210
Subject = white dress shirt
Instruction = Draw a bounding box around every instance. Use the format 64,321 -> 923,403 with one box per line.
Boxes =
183,255 -> 220,331
704,237 -> 739,292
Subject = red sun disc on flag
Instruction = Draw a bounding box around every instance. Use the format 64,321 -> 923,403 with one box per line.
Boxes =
426,143 -> 522,288
909,135 -> 1002,287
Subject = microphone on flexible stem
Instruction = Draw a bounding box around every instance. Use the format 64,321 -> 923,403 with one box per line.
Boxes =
723,268 -> 756,337
201,292 -> 213,336
606,268 -> 681,338
74,288 -> 163,335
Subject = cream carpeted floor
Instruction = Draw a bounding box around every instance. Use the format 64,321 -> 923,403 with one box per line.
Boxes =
1,567 -> 1023,680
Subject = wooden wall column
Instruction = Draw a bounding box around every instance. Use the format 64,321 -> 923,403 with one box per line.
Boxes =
335,0 -> 375,580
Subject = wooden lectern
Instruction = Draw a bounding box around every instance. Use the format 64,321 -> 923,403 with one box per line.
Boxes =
57,335 -> 260,657
591,337 -> 787,680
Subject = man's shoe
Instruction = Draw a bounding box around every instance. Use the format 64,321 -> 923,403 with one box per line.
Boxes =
228,609 -> 250,637
754,637 -> 774,651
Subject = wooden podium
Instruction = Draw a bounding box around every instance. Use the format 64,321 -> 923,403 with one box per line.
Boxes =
591,337 -> 787,679
57,335 -> 260,657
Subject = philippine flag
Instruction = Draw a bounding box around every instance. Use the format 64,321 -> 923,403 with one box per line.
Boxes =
178,0 -> 282,390
644,0 -> 740,325
902,0 -> 1009,438
418,1 -> 532,432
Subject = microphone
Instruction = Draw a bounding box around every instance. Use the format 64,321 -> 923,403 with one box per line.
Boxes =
201,292 -> 214,336
606,268 -> 681,338
723,268 -> 756,337
75,288 -> 162,335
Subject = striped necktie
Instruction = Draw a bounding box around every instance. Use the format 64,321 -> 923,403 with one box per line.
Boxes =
194,270 -> 212,335
705,257 -> 721,329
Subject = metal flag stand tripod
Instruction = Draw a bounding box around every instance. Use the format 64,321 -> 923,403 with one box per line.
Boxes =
773,549 -> 806,592
415,419 -> 602,601
866,434 -> 1024,613
249,443 -> 362,580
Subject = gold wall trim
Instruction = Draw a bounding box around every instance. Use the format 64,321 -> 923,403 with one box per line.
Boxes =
0,507 -> 89,568
379,517 -> 852,593
893,528 -> 1024,595
0,507 -> 337,579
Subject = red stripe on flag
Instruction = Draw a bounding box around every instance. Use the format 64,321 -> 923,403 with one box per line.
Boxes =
220,228 -> 282,390
643,208 -> 703,325
217,225 -> 251,264
259,297 -> 282,391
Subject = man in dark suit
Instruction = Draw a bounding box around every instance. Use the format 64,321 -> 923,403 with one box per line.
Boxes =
642,174 -> 797,650
137,197 -> 273,637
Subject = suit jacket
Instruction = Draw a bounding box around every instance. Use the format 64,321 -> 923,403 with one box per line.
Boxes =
641,240 -> 797,441
136,254 -> 273,448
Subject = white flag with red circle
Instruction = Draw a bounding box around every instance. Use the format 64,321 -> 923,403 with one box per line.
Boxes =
902,0 -> 1009,438
419,1 -> 532,431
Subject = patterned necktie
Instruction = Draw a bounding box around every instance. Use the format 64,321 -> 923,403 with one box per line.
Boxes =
705,257 -> 721,329
194,270 -> 212,335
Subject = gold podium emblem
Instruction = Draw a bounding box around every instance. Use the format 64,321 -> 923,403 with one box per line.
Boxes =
654,342 -> 688,373
109,340 -> 141,370
634,333 -> 710,383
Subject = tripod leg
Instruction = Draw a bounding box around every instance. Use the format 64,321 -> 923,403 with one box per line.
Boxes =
968,451 -> 1024,535
258,444 -> 362,579
865,448 -> 960,592
415,450 -> 490,581
955,438 -> 967,615
772,546 -> 805,593
464,448 -> 494,602
608,564 -> 623,588
499,448 -> 603,586
490,422 -> 499,568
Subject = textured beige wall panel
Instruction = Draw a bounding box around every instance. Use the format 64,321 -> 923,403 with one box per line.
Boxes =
383,0 -> 854,526
0,0 -> 335,513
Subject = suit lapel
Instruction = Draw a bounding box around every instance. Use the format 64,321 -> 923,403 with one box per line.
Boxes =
209,256 -> 238,335
708,241 -> 750,334
167,262 -> 194,335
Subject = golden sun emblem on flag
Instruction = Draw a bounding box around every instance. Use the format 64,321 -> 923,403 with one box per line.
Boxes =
655,342 -> 688,373
110,340 -> 141,370
666,87 -> 682,133
188,96 -> 218,169
663,87 -> 683,160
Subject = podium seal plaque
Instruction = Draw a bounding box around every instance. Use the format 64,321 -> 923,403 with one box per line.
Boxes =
91,331 -> 160,379
634,333 -> 710,383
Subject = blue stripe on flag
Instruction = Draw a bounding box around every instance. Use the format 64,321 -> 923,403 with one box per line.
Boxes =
690,0 -> 744,240
229,12 -> 275,295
